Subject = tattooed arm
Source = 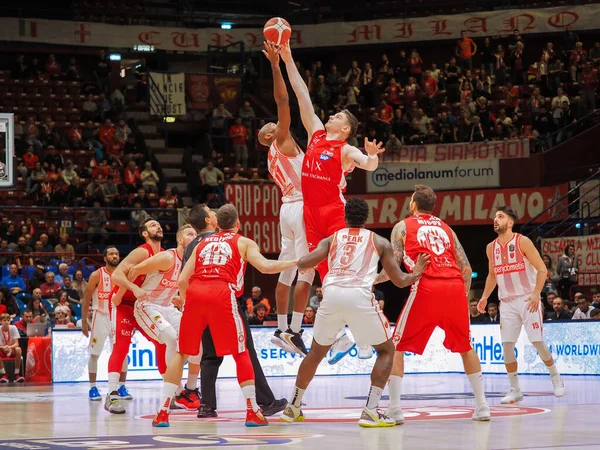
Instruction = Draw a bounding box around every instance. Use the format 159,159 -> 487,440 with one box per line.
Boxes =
452,229 -> 472,296
374,220 -> 406,284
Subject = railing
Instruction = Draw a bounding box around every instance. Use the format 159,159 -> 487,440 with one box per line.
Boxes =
535,109 -> 600,153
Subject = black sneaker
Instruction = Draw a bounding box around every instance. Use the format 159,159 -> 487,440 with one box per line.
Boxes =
270,329 -> 295,353
197,404 -> 218,418
261,398 -> 288,417
281,329 -> 308,356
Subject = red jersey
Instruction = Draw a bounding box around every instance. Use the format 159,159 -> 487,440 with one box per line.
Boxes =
120,242 -> 163,304
190,231 -> 247,297
302,130 -> 350,206
403,214 -> 463,281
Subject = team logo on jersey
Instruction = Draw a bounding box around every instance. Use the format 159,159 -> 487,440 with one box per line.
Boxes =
320,150 -> 333,161
416,226 -> 451,256
509,244 -> 515,252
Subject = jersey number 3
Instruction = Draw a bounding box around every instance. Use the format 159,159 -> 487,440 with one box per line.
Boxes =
339,243 -> 357,266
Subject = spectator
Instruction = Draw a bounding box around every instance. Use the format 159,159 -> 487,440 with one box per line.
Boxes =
14,309 -> 34,333
86,177 -> 105,205
11,54 -> 27,79
38,234 -> 54,253
238,100 -> 256,125
569,42 -> 587,82
211,103 -> 233,137
345,60 -> 361,86
314,75 -> 331,112
0,287 -> 19,318
557,244 -> 578,300
542,254 -> 560,296
66,125 -> 84,150
385,78 -> 402,108
385,134 -> 403,156
326,64 -> 343,99
97,94 -> 113,121
493,45 -> 507,86
23,145 -> 39,173
248,303 -> 267,326
82,94 -> 99,121
28,56 -> 42,79
309,287 -> 323,311
25,117 -> 43,149
45,54 -> 61,79
470,299 -> 486,323
446,57 -> 461,102
590,42 -> 600,66
46,227 -> 60,247
408,50 -> 424,84
159,186 -> 179,208
131,201 -> 150,227
25,162 -> 45,196
199,161 -> 224,203
105,135 -> 124,161
469,116 -> 486,142
437,112 -> 457,143
395,49 -> 410,85
61,161 -> 79,186
231,163 -> 249,181
99,119 -> 115,145
303,306 -> 315,325
102,175 -> 119,205
140,161 -> 159,193
545,297 -> 572,321
0,312 -> 24,381
572,295 -> 597,320
53,305 -> 75,329
456,30 -> 477,72
360,62 -> 375,107
131,188 -> 152,209
593,292 -> 600,309
579,61 -> 597,116
511,41 -> 526,85
115,119 -> 132,142
485,302 -> 500,323
244,286 -> 271,316
42,145 -> 64,170
377,99 -> 394,124
124,160 -> 142,193
412,109 -> 432,135
480,37 -> 494,75
72,270 -> 87,300
39,272 -> 62,301
421,69 -> 439,114
124,135 -> 145,167
54,234 -> 75,261
228,118 -> 249,169
508,29 -> 525,54
28,292 -> 48,323
0,264 -> 26,294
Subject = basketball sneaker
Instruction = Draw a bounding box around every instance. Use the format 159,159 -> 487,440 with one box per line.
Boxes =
245,400 -> 268,427
89,386 -> 102,401
117,385 -> 133,400
197,404 -> 218,418
327,332 -> 356,364
358,345 -> 373,360
271,329 -> 295,354
280,329 -> 308,356
0,374 -> 8,383
500,387 -> 523,404
152,410 -> 170,427
280,403 -> 305,423
551,374 -> 566,397
358,407 -> 396,428
472,403 -> 491,421
104,394 -> 126,414
384,406 -> 405,425
173,387 -> 201,411
261,398 -> 288,417
14,374 -> 25,383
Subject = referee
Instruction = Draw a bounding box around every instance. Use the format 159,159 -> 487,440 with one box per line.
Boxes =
182,204 -> 287,418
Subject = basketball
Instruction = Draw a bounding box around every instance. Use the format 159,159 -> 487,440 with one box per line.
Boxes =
263,17 -> 292,46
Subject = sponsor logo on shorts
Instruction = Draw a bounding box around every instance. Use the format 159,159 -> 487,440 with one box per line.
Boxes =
91,338 -> 97,344
121,330 -> 133,337
154,315 -> 161,321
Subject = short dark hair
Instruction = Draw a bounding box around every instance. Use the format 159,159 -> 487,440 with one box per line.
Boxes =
577,295 -> 588,303
217,204 -> 238,230
495,205 -> 517,222
188,204 -> 210,232
341,109 -> 358,138
469,299 -> 478,304
23,309 -> 33,315
591,309 -> 600,318
412,184 -> 436,213
103,245 -> 118,257
345,197 -> 370,228
564,244 -> 575,256
138,217 -> 156,239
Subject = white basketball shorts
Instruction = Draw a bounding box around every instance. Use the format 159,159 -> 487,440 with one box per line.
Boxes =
499,294 -> 545,343
89,310 -> 112,356
133,301 -> 182,344
278,201 -> 314,286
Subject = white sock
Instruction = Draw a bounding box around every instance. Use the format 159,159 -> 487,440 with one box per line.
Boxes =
186,373 -> 199,390
366,385 -> 384,410
14,367 -> 20,374
90,382 -> 97,388
508,371 -> 520,390
160,382 -> 178,412
291,385 -> 305,408
277,314 -> 288,332
388,375 -> 403,409
175,383 -> 183,396
0,368 -> 5,375
108,372 -> 120,395
290,312 -> 303,333
467,372 -> 487,405
547,363 -> 559,377
241,384 -> 259,412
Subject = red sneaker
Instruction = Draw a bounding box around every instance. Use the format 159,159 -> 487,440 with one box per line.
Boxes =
14,375 -> 25,383
0,374 -> 8,383
173,387 -> 200,411
152,409 -> 170,427
245,401 -> 268,428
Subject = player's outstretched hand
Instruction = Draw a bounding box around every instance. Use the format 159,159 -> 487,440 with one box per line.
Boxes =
279,43 -> 293,63
262,41 -> 280,65
477,298 -> 487,314
527,293 -> 541,313
413,253 -> 431,277
364,137 -> 385,155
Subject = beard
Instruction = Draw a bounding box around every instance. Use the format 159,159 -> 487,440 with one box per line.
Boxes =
149,233 -> 163,242
106,259 -> 120,267
494,223 -> 507,234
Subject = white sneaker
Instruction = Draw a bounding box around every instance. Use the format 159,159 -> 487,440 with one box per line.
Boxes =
472,403 -> 491,421
384,406 -> 405,425
551,375 -> 566,397
279,403 -> 304,423
358,407 -> 396,428
500,387 -> 524,404
358,345 -> 373,360
327,333 -> 356,364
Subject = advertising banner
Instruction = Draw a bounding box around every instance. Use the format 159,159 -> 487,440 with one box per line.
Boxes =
1,6 -> 599,52
52,321 -> 600,382
148,72 -> 186,116
540,235 -> 600,286
367,159 -> 500,193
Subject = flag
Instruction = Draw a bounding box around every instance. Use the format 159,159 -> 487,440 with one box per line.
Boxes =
18,19 -> 37,38
74,23 -> 91,43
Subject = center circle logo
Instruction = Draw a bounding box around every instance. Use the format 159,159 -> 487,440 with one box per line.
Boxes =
372,167 -> 390,187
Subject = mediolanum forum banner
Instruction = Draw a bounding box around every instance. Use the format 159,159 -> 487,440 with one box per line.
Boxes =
52,321 -> 600,382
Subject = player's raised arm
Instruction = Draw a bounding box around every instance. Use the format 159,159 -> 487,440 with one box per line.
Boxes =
241,237 -> 297,274
111,247 -> 150,303
377,236 -> 429,288
374,220 -> 406,284
297,237 -> 332,270
279,43 -> 324,137
478,242 -> 497,313
128,251 -> 174,281
263,41 -> 291,141
343,138 -> 384,172
81,269 -> 100,337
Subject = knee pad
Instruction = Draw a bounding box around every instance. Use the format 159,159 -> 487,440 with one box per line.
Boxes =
503,342 -> 517,364
88,354 -> 99,373
532,341 -> 552,361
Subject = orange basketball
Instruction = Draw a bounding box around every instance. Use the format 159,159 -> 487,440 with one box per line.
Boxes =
263,17 -> 292,46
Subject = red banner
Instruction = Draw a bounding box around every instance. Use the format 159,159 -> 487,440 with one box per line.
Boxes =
225,183 -> 568,252
185,74 -> 242,112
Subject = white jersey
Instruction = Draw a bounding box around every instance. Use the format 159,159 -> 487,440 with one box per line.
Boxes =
492,233 -> 538,299
323,228 -> 379,292
92,267 -> 112,314
268,140 -> 303,203
139,249 -> 182,307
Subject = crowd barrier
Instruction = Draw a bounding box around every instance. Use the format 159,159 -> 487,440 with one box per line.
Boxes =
51,321 -> 600,382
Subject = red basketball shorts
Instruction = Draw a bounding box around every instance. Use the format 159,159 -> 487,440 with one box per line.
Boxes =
179,281 -> 247,357
303,201 -> 346,278
393,278 -> 472,355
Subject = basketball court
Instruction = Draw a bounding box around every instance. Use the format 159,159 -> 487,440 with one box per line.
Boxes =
0,373 -> 595,449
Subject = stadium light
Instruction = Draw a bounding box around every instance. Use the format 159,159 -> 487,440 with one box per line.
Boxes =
109,53 -> 122,61
221,23 -> 232,30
